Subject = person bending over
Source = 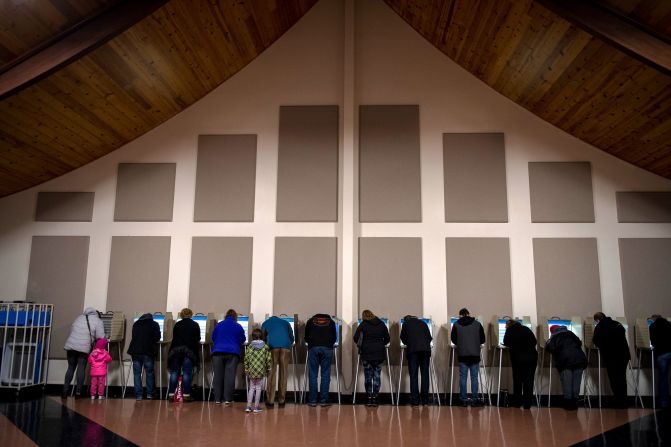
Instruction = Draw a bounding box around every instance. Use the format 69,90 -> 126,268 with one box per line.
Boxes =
354,310 -> 390,407
305,313 -> 336,407
545,325 -> 587,410
650,314 -> 671,409
168,308 -> 201,402
592,312 -> 630,408
211,309 -> 246,404
400,315 -> 432,406
127,313 -> 160,400
503,319 -> 537,409
451,308 -> 486,407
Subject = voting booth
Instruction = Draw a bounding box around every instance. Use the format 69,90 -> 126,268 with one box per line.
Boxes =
99,311 -> 125,397
447,315 -> 490,405
300,315 -> 343,405
396,317 -> 440,405
353,317 -> 395,405
487,316 -> 534,406
538,316 -> 583,407
123,312 -> 174,399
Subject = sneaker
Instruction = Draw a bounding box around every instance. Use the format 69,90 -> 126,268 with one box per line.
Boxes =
266,402 -> 274,408
98,396 -> 105,400
168,393 -> 175,399
136,397 -> 143,401
183,395 -> 193,402
253,407 -> 263,413
320,402 -> 332,407
245,406 -> 253,413
223,401 -> 233,405
91,396 -> 96,400
308,402 -> 318,407
215,401 -> 222,405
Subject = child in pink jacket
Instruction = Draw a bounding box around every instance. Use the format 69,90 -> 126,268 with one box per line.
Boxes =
88,338 -> 112,399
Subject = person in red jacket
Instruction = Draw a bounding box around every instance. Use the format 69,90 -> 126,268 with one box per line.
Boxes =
87,338 -> 112,400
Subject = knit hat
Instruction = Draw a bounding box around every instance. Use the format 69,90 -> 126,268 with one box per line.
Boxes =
549,325 -> 562,335
95,338 -> 108,350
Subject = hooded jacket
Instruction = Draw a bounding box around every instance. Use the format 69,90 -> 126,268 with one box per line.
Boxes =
353,317 -> 391,363
168,317 -> 201,364
64,307 -> 106,354
592,317 -> 630,366
544,326 -> 587,371
88,338 -> 112,376
400,317 -> 432,354
450,316 -> 486,363
503,321 -> 538,366
127,313 -> 161,357
211,316 -> 246,356
244,340 -> 272,379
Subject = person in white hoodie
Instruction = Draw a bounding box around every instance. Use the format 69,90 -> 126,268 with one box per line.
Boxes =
62,307 -> 105,398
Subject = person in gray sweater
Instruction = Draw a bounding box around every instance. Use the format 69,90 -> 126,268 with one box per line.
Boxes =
450,308 -> 486,406
62,307 -> 106,398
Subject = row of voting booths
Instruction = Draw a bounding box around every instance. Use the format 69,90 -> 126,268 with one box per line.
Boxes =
92,311 -> 664,406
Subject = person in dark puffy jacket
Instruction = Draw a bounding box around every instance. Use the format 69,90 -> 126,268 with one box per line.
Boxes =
62,307 -> 105,398
167,308 -> 201,401
353,310 -> 390,407
211,309 -> 246,404
450,308 -> 486,407
545,325 -> 587,410
503,319 -> 538,409
592,312 -> 631,408
127,313 -> 161,400
650,315 -> 671,408
400,315 -> 432,406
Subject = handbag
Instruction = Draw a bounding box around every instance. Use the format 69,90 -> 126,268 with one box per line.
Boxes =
85,315 -> 95,351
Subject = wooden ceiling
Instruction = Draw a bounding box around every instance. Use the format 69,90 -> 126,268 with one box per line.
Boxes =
1,0 -> 670,198
385,0 -> 671,180
0,0 -> 317,197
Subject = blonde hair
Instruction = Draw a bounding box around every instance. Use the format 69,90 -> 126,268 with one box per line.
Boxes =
179,308 -> 193,319
361,309 -> 375,321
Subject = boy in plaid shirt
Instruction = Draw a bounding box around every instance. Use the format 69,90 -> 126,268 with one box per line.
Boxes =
244,328 -> 272,413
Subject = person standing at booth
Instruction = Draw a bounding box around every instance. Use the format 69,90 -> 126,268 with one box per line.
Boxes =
127,313 -> 161,400
305,313 -> 337,407
211,309 -> 246,404
400,315 -> 432,406
167,308 -> 201,402
545,325 -> 587,410
451,308 -> 486,407
503,319 -> 537,409
592,312 -> 630,408
262,315 -> 294,408
354,310 -> 391,407
62,307 -> 105,399
650,314 -> 671,409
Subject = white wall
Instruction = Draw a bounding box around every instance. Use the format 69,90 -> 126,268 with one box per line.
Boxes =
2,0 -> 670,394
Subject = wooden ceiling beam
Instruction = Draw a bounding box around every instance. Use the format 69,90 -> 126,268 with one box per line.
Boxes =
0,0 -> 168,100
536,0 -> 671,76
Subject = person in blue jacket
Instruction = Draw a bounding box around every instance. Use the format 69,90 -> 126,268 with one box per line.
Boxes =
261,315 -> 294,407
211,309 -> 246,404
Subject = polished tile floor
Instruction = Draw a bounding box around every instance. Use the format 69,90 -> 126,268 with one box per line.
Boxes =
0,397 -> 667,447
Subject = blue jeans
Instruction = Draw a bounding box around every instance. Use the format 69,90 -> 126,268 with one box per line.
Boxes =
132,355 -> 155,398
656,351 -> 671,407
459,362 -> 479,401
168,355 -> 194,395
408,351 -> 431,404
308,346 -> 333,404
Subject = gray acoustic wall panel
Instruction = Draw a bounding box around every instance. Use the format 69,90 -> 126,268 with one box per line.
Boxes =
445,238 -> 512,320
189,237 -> 253,315
107,236 -> 171,347
276,106 -> 339,222
359,105 -> 422,222
194,135 -> 257,222
273,237 -> 337,319
26,236 -> 90,359
443,133 -> 508,222
616,192 -> 671,223
619,238 -> 671,325
114,163 -> 176,221
529,162 -> 595,223
358,237 -> 422,320
533,238 -> 602,320
35,192 -> 94,222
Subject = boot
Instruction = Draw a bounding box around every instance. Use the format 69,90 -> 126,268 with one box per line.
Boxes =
371,394 -> 378,407
365,394 -> 372,406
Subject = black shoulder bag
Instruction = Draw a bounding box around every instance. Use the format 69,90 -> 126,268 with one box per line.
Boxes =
85,315 -> 95,351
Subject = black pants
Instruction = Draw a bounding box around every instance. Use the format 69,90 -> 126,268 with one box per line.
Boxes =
512,362 -> 536,407
63,350 -> 88,394
212,353 -> 239,402
606,362 -> 628,406
408,351 -> 431,405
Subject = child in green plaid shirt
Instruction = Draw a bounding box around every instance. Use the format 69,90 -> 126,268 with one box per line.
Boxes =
244,328 -> 272,413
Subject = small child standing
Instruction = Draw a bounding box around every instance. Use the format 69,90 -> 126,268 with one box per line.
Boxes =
88,338 -> 112,400
244,328 -> 271,413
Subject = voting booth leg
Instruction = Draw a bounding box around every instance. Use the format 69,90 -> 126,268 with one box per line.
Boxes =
122,360 -> 132,398
449,347 -> 455,406
386,347 -> 395,405
629,360 -> 644,408
636,349 -> 643,408
581,365 -> 592,409
334,346 -> 341,405
652,350 -> 656,410
396,349 -> 404,405
430,355 -> 441,406
352,353 -> 361,405
478,352 -> 491,405
597,350 -> 602,408
547,354 -> 552,408
201,345 -> 206,401
291,346 -> 298,404
301,350 -> 309,404
496,347 -> 503,406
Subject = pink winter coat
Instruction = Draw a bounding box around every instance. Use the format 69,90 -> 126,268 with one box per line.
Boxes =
88,345 -> 112,376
